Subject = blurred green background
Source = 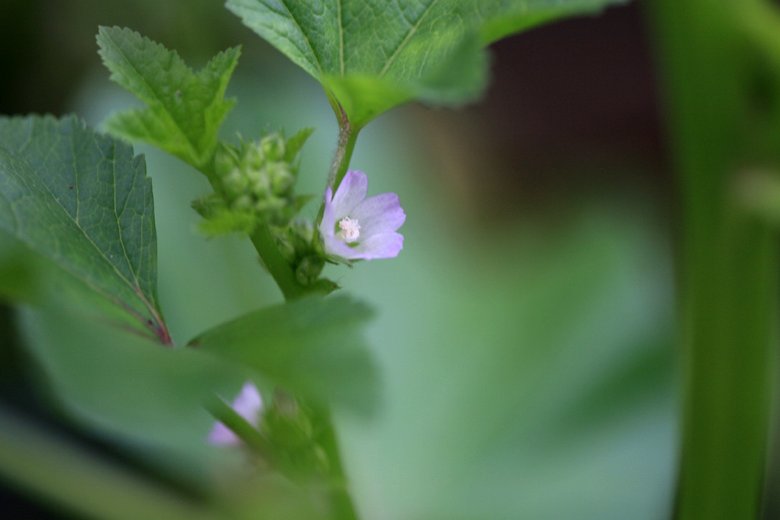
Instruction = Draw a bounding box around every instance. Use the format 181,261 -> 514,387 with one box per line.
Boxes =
0,0 -> 702,518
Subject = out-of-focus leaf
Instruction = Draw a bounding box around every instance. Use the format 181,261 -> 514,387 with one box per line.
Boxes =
284,127 -> 314,163
0,407 -> 217,520
18,304 -> 245,470
191,295 -> 378,414
0,115 -> 166,342
0,233 -> 34,303
227,0 -> 626,126
97,26 -> 240,169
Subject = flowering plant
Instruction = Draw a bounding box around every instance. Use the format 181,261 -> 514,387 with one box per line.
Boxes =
16,1 -> 780,520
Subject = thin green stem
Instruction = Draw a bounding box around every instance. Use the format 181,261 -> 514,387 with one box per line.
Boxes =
316,102 -> 360,235
327,119 -> 360,191
318,411 -> 359,520
205,396 -> 274,459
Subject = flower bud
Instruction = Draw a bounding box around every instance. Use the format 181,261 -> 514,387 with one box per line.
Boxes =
244,143 -> 265,170
255,196 -> 285,214
231,194 -> 253,211
267,162 -> 294,194
296,255 -> 324,286
223,168 -> 248,196
260,134 -> 286,161
214,145 -> 239,178
276,235 -> 297,263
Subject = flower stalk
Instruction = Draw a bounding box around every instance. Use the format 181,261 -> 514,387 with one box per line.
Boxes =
327,103 -> 360,191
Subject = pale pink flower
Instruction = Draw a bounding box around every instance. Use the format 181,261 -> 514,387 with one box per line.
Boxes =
320,170 -> 405,260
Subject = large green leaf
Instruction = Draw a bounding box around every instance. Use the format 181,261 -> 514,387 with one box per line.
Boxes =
97,26 -> 240,169
18,305 -> 245,476
226,0 -> 626,126
0,232 -> 34,303
191,295 -> 378,414
0,115 -> 165,342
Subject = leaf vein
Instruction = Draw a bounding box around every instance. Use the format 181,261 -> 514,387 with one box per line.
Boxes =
337,0 -> 345,75
380,0 -> 441,76
277,0 -> 325,74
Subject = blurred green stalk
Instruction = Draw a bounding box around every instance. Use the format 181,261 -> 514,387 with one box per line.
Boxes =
651,0 -> 778,518
0,407 -> 215,520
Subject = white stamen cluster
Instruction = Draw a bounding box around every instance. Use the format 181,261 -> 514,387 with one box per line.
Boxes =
338,217 -> 361,242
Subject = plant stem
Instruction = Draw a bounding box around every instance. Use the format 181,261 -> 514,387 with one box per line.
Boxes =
249,225 -> 307,301
327,104 -> 360,191
318,410 -> 359,520
205,396 -> 274,460
651,1 -> 778,518
316,101 -> 361,519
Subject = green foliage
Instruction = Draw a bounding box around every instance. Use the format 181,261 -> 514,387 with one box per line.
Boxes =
261,395 -> 329,477
203,132 -> 309,234
283,127 -> 315,163
0,233 -> 34,303
97,26 -> 240,169
0,408 -> 219,520
652,0 -> 780,518
19,304 -> 245,468
226,0 -> 626,126
0,115 -> 165,341
191,295 -> 377,414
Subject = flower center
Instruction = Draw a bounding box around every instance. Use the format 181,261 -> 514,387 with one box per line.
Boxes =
338,217 -> 361,242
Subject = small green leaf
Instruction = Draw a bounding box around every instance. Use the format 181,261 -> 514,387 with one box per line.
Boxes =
97,26 -> 241,169
0,115 -> 166,342
191,295 -> 378,414
284,127 -> 314,163
226,0 -> 626,126
199,208 -> 258,236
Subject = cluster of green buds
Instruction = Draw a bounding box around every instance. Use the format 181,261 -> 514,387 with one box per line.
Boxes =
214,133 -> 298,226
193,129 -> 314,238
193,129 -> 335,289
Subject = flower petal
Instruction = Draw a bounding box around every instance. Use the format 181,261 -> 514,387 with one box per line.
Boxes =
354,232 -> 404,260
208,382 -> 263,446
323,232 -> 364,260
231,382 -> 263,421
320,187 -> 337,238
331,170 -> 367,220
351,193 -> 406,237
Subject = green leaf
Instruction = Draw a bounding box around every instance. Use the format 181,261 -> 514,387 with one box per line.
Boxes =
18,304 -> 246,471
97,26 -> 241,169
0,115 -> 166,342
226,0 -> 626,126
191,295 -> 378,414
284,127 -> 314,163
0,233 -> 35,303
